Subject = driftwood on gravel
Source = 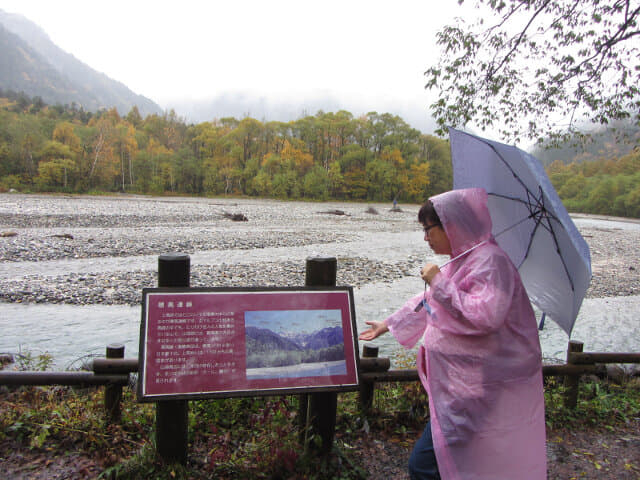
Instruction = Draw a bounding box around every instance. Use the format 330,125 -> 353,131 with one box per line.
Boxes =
318,209 -> 350,216
50,234 -> 74,240
222,212 -> 248,222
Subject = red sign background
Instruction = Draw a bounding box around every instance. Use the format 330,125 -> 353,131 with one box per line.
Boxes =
139,288 -> 359,400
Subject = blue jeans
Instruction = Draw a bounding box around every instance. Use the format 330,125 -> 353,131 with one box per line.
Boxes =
409,421 -> 441,480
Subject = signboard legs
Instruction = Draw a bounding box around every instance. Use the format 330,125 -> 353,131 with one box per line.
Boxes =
303,256 -> 338,455
156,253 -> 190,464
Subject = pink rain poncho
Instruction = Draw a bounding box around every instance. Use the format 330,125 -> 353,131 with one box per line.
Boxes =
385,188 -> 546,479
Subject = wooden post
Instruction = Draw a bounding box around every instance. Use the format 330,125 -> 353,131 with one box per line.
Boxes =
303,256 -> 337,455
565,340 -> 584,409
298,392 -> 309,445
155,253 -> 190,465
359,344 -> 379,413
104,343 -> 125,422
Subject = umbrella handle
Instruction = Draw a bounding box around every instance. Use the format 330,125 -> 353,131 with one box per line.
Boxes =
439,239 -> 489,268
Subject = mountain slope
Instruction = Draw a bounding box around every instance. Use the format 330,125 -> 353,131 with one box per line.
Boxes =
246,325 -> 345,354
245,326 -> 303,353
0,9 -> 161,116
0,23 -> 80,103
302,326 -> 344,350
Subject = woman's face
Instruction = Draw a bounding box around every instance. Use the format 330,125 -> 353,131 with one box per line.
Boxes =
423,222 -> 452,256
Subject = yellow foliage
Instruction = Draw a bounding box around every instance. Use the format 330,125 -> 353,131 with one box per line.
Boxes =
381,148 -> 405,167
406,162 -> 431,200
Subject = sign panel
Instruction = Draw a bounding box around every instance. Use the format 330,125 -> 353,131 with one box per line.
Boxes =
138,287 -> 359,401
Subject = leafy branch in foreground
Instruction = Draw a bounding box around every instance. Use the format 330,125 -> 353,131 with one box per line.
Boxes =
425,0 -> 640,145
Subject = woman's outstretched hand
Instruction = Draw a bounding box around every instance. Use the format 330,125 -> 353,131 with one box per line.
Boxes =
359,320 -> 389,341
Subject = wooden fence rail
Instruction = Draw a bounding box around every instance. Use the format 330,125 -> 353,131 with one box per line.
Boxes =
357,340 -> 639,411
569,352 -> 640,364
0,371 -> 128,386
2,344 -> 637,416
92,358 -> 139,374
0,343 -> 132,424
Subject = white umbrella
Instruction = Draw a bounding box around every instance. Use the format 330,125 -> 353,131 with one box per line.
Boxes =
448,128 -> 592,335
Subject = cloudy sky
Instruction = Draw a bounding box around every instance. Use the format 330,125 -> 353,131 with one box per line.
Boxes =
0,0 -> 470,131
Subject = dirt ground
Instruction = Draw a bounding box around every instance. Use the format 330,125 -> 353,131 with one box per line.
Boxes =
355,423 -> 640,480
1,422 -> 639,479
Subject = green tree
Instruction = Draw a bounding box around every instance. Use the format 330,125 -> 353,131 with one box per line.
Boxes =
0,141 -> 12,177
173,147 -> 201,194
366,157 -> 399,201
342,168 -> 368,200
426,0 -> 640,144
587,177 -> 616,214
558,174 -> 588,201
328,161 -> 345,198
132,151 -> 153,193
416,135 -> 451,197
303,165 -> 331,200
125,106 -> 143,128
623,181 -> 640,217
272,170 -> 299,198
36,158 -> 76,190
250,170 -> 272,197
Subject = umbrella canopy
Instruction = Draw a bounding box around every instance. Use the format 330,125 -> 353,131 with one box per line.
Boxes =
448,128 -> 592,335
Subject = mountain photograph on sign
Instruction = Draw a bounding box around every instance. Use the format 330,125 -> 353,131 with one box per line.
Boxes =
244,310 -> 346,380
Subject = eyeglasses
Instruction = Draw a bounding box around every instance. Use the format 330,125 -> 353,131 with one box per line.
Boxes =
423,223 -> 441,235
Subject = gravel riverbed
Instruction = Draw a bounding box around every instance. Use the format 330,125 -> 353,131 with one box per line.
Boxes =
0,194 -> 638,306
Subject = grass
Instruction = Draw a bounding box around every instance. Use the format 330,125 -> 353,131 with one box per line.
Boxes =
544,376 -> 640,430
1,354 -> 639,479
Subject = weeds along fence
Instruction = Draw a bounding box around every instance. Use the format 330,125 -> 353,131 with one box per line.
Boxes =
1,253 -> 639,463
2,341 -> 639,420
358,340 -> 640,412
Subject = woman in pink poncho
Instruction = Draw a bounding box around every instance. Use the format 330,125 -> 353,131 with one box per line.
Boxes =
360,188 -> 546,479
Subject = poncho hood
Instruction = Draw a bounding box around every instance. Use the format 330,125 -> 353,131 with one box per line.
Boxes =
429,188 -> 493,257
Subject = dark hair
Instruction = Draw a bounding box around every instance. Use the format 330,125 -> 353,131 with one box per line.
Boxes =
418,200 -> 441,227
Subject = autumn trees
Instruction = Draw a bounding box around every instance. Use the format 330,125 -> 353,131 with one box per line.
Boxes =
1,94 -> 638,217
547,150 -> 640,217
0,99 -> 452,203
191,111 -> 447,202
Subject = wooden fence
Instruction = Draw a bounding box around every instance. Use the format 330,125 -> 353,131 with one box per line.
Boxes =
3,340 -> 639,421
358,341 -> 640,412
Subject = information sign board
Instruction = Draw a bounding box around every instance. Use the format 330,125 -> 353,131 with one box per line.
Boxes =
138,287 -> 359,401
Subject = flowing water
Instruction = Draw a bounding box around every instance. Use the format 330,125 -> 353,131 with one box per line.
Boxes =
2,283 -> 639,369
